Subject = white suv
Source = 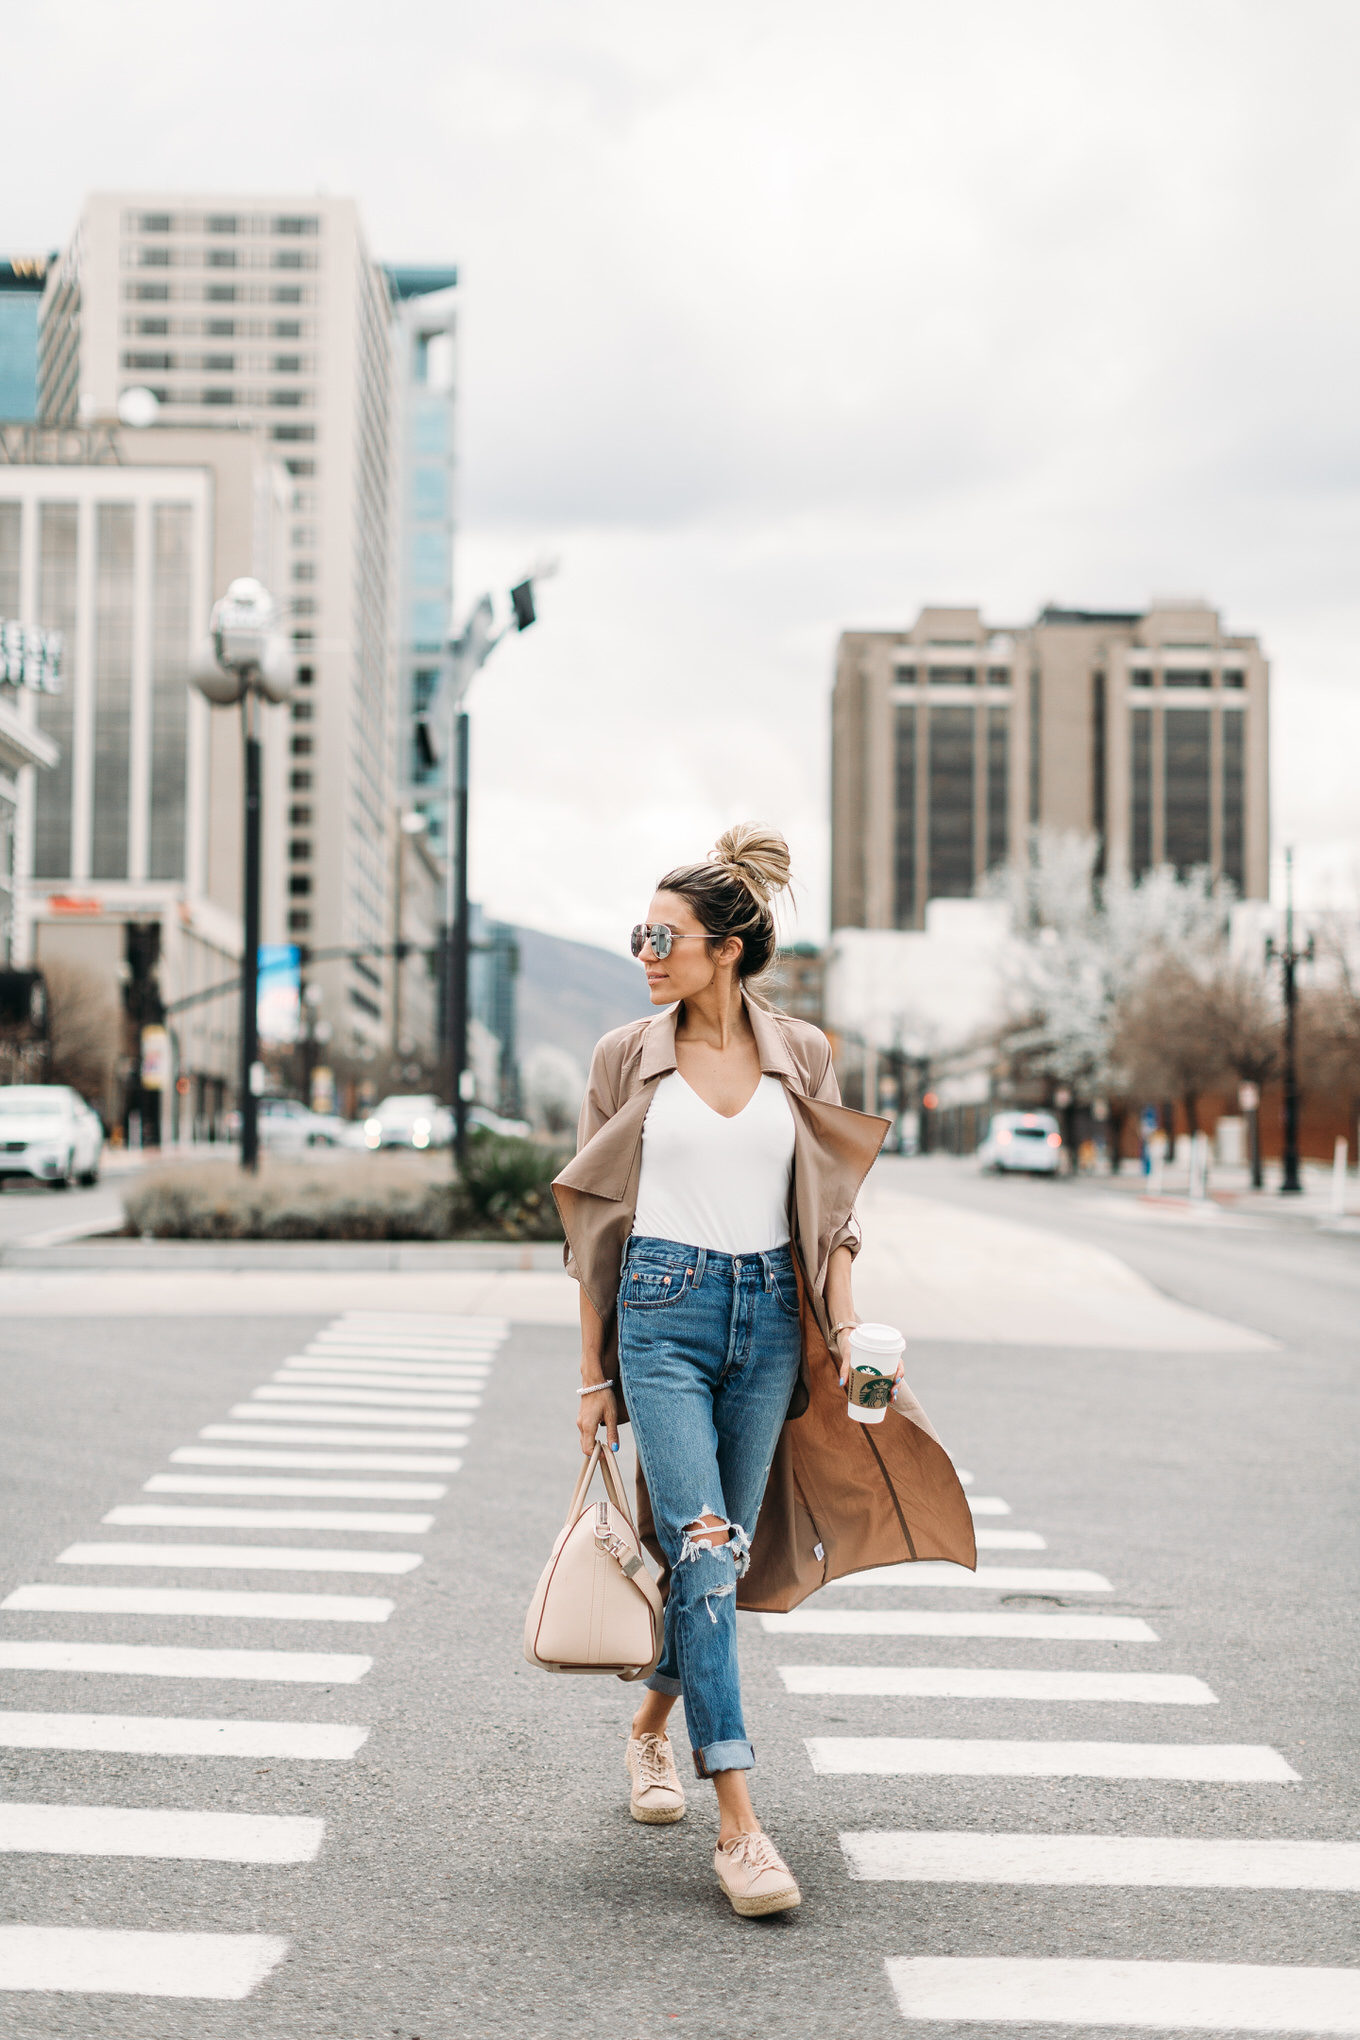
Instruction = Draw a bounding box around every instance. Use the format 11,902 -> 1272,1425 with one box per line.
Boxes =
978,1110 -> 1063,1176
0,1085 -> 104,1189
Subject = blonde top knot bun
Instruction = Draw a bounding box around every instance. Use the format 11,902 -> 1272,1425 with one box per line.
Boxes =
710,823 -> 792,908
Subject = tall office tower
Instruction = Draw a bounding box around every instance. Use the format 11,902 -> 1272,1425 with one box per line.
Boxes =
38,194 -> 399,1051
832,599 -> 1269,930
0,258 -> 53,421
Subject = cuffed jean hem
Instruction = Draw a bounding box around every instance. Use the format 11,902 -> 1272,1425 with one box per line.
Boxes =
693,1738 -> 755,1778
645,1671 -> 683,1697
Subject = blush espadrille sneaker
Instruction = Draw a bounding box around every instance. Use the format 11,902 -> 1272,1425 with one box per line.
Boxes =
713,1830 -> 801,1915
625,1732 -> 686,1823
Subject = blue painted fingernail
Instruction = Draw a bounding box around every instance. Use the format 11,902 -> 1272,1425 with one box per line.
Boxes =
610,1441 -> 620,1452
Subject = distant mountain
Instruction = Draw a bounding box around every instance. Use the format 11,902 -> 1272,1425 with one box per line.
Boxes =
513,924 -> 655,1075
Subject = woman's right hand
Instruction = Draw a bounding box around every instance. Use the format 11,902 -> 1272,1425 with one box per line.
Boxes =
576,1383 -> 620,1457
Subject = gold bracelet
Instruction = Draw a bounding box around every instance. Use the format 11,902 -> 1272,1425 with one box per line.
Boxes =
829,1320 -> 860,1341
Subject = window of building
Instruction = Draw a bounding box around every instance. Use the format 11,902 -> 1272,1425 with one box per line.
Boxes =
271,286 -> 303,304
295,665 -> 314,686
271,425 -> 316,442
927,704 -> 974,898
290,769 -> 313,791
292,597 -> 315,616
1222,669 -> 1245,689
138,247 -> 171,267
1130,668 -> 1154,687
139,213 -> 171,233
893,704 -> 916,927
292,526 -> 316,548
206,319 -> 235,337
1131,706 -> 1153,876
131,282 -> 170,301
206,215 -> 238,234
203,353 -> 234,371
288,909 -> 312,934
205,249 -> 237,269
291,697 -> 313,719
349,986 -> 381,1019
148,503 -> 192,881
289,873 -> 312,896
1091,672 -> 1106,875
272,216 -> 320,235
1165,669 -> 1211,688
269,389 -> 304,407
987,704 -> 1009,873
290,804 -> 313,827
202,388 -> 234,405
986,665 -> 1009,686
1164,708 -> 1211,873
136,318 -> 169,336
91,504 -> 135,881
272,250 -> 314,271
928,666 -> 975,686
293,561 -> 316,583
272,355 -> 301,373
1028,670 -> 1042,824
1222,710 -> 1245,891
285,459 -> 316,478
897,665 -> 917,685
124,351 -> 171,371
274,320 -> 302,338
205,284 -> 237,302
353,956 -> 381,988
32,505 -> 77,879
291,734 -> 313,756
289,839 -> 312,862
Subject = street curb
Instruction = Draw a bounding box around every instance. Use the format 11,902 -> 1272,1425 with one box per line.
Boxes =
0,1240 -> 567,1273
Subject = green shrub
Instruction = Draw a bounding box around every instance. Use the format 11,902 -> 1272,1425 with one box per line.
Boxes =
123,1142 -> 567,1242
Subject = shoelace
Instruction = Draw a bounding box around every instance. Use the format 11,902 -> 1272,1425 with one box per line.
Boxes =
720,1831 -> 785,1874
634,1735 -> 673,1788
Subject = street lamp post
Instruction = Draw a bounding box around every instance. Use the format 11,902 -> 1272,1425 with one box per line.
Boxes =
416,571 -> 551,1165
189,579 -> 293,1172
1266,846 -> 1314,1197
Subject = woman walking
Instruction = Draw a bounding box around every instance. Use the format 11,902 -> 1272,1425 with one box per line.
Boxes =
552,825 -> 973,1918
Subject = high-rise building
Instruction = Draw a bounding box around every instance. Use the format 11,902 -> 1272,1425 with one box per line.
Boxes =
0,258 -> 53,421
38,194 -> 399,1053
2,419 -> 289,1136
832,599 -> 1269,930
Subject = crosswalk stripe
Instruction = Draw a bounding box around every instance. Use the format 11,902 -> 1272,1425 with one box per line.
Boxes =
307,1339 -> 502,1356
200,1424 -> 470,1448
0,1924 -> 289,1999
56,1543 -> 421,1576
808,1739 -> 1298,1780
0,1804 -> 324,1863
0,1714 -> 368,1758
276,1366 -> 488,1385
883,1958 -> 1360,2031
778,1667 -> 1215,1703
303,1347 -> 498,1364
233,1401 -> 474,1423
4,1585 -> 393,1621
172,1447 -> 462,1472
972,1531 -> 1047,1550
967,1498 -> 1011,1515
843,1832 -> 1360,1887
0,1642 -> 371,1682
145,1475 -> 447,1499
829,1563 -> 1113,1592
104,1507 -> 435,1533
248,1386 -> 480,1409
287,1352 -> 493,1370
762,1612 -> 1157,1641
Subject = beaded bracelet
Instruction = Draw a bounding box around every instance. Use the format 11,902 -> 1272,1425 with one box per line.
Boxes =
576,1381 -> 616,1397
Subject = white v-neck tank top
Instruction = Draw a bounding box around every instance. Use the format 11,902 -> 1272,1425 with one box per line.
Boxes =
632,1071 -> 795,1255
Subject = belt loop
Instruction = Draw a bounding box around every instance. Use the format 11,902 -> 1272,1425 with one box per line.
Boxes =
693,1247 -> 707,1287
761,1251 -> 774,1291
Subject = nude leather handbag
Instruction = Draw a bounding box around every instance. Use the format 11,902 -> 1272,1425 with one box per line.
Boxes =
524,1442 -> 664,1681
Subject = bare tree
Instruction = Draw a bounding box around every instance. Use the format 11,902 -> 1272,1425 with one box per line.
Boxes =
42,960 -> 122,1116
1112,958 -> 1231,1148
1198,965 -> 1280,1186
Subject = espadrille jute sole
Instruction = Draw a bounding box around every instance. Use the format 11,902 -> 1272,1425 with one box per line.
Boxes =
724,1883 -> 801,1917
630,1800 -> 685,1824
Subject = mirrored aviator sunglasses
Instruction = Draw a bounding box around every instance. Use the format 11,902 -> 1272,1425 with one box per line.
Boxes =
629,924 -> 716,960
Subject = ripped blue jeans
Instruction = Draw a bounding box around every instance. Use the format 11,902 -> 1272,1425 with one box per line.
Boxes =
618,1235 -> 803,1776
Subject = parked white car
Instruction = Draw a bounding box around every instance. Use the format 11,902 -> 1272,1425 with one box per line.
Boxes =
0,1084 -> 104,1188
257,1096 -> 347,1151
362,1093 -> 454,1151
978,1109 -> 1063,1175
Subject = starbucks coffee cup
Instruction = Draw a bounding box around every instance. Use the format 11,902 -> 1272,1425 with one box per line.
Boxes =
845,1323 -> 905,1424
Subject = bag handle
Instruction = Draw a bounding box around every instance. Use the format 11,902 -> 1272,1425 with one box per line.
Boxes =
561,1439 -> 641,1541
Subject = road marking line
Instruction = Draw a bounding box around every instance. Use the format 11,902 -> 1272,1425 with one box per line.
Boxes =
779,1668 -> 1214,1702
762,1612 -> 1157,1641
973,1531 -> 1047,1550
201,1424 -> 470,1448
306,1340 -> 502,1355
4,1586 -> 393,1622
0,1642 -> 371,1682
0,1925 -> 289,1999
248,1386 -> 480,1409
829,1564 -> 1113,1592
278,1365 -> 489,1382
105,1507 -> 435,1533
808,1739 -> 1298,1780
843,1833 -> 1360,1887
0,1714 -> 368,1759
883,1958 -> 1360,2031
339,1312 -> 508,1327
145,1475 -> 447,1499
234,1400 -> 476,1422
968,1498 -> 1011,1515
56,1543 -> 422,1576
172,1448 -> 462,1471
0,1804 -> 324,1863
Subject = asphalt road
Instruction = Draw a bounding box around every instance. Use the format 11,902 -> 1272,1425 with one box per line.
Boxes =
1,1164 -> 1357,2039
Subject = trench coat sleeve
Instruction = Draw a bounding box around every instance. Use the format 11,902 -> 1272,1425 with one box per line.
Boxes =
562,1038 -> 622,1282
808,1030 -> 862,1266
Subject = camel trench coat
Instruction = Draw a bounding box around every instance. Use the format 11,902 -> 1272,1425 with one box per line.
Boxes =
550,994 -> 975,1612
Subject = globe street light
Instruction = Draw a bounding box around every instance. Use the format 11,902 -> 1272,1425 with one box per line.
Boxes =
189,578 -> 293,1171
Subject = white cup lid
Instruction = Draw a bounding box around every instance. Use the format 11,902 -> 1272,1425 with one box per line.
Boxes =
848,1321 -> 905,1357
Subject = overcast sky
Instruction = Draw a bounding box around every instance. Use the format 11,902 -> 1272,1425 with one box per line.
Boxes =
8,0 -> 1359,950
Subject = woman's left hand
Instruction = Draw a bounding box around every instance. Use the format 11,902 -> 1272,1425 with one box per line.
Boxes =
835,1329 -> 905,1395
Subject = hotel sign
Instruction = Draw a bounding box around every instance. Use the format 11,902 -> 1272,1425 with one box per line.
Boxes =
0,619 -> 62,692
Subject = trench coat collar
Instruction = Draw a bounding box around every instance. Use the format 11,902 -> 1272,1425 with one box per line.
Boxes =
637,989 -> 802,1088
